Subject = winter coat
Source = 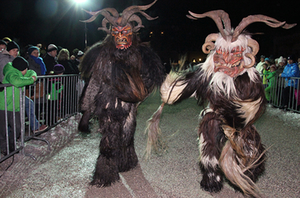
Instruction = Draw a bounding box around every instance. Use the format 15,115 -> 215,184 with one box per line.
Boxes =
255,61 -> 265,76
43,53 -> 58,74
47,78 -> 63,101
262,69 -> 269,85
0,50 -> 15,82
27,55 -> 41,75
266,71 -> 277,88
27,55 -> 47,76
280,62 -> 300,87
0,62 -> 37,111
58,59 -> 79,74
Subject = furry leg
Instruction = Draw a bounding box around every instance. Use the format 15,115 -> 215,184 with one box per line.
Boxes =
91,105 -> 138,187
118,136 -> 138,172
91,133 -> 120,187
118,106 -> 138,172
78,110 -> 91,133
198,111 -> 226,193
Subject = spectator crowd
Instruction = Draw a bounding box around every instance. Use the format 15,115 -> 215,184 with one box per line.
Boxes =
255,54 -> 300,110
0,37 -> 84,155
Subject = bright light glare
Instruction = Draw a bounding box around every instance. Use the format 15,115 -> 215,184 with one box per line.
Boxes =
74,0 -> 86,4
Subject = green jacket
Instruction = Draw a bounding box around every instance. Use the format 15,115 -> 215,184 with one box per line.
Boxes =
0,62 -> 37,111
266,70 -> 277,88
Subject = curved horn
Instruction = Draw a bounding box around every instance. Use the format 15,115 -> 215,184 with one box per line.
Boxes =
247,38 -> 259,56
202,33 -> 219,54
80,9 -> 118,25
97,18 -> 111,33
243,38 -> 259,68
243,53 -> 256,68
129,14 -> 144,32
232,15 -> 297,42
120,0 -> 158,26
187,10 -> 231,40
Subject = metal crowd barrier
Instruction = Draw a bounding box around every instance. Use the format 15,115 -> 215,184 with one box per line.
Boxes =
0,74 -> 83,163
269,75 -> 300,113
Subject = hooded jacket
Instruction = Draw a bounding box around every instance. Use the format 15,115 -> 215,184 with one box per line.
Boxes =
281,62 -> 300,87
0,62 -> 37,111
0,50 -> 15,82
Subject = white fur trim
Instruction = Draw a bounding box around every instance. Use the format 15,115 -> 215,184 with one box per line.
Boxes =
160,72 -> 187,104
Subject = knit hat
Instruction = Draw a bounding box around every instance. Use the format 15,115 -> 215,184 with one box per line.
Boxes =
2,37 -> 12,43
0,40 -> 7,46
53,64 -> 65,74
28,46 -> 40,55
7,41 -> 20,52
264,57 -> 270,62
12,57 -> 29,71
47,44 -> 58,52
287,55 -> 294,61
278,56 -> 284,64
77,50 -> 84,58
270,64 -> 277,70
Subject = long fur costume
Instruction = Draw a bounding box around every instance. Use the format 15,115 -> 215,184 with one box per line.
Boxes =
146,10 -> 296,197
78,2 -> 165,186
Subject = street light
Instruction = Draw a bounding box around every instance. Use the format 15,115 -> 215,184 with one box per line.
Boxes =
73,0 -> 88,49
74,0 -> 86,3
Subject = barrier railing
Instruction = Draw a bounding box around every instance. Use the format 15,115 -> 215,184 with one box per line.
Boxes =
269,75 -> 300,113
0,74 -> 83,162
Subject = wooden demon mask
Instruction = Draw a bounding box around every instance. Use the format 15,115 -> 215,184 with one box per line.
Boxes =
81,0 -> 158,50
187,10 -> 296,77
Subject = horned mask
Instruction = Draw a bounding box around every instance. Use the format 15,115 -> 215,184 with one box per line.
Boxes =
187,10 -> 296,77
81,0 -> 158,50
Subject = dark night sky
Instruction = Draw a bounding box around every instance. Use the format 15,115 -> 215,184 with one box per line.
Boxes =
0,0 -> 299,57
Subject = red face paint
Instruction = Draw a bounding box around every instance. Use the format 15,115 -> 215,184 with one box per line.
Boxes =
111,25 -> 133,50
213,46 -> 245,77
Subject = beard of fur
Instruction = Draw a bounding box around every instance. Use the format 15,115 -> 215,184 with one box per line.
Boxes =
219,125 -> 265,197
202,35 -> 259,99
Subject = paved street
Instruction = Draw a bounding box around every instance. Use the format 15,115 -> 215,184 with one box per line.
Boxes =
0,92 -> 300,198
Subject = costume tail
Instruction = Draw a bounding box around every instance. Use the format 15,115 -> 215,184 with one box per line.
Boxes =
145,102 -> 166,158
220,125 -> 266,197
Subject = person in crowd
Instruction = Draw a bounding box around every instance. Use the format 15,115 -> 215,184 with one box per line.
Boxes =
0,57 -> 47,155
57,48 -> 79,74
36,43 -> 42,49
46,64 -> 65,125
26,46 -> 47,75
264,57 -> 271,68
1,41 -> 47,133
2,37 -> 12,44
43,44 -> 58,74
279,55 -> 300,110
0,40 -> 7,52
255,55 -> 265,77
25,46 -> 47,120
37,43 -> 46,57
274,56 -> 287,101
71,50 -> 84,70
262,63 -> 269,88
276,56 -> 286,74
265,64 -> 277,102
0,41 -> 19,82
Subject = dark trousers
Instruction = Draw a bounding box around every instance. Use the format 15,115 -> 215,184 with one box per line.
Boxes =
281,86 -> 295,108
0,110 -> 21,152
